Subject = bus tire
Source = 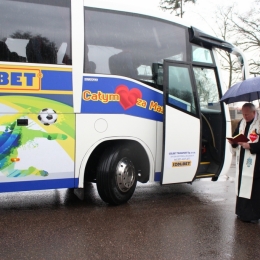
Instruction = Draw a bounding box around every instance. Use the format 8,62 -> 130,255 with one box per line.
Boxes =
96,146 -> 137,205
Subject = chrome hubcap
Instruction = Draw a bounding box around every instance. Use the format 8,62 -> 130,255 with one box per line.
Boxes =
115,157 -> 135,192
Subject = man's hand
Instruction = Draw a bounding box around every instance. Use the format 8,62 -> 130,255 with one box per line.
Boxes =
237,142 -> 250,149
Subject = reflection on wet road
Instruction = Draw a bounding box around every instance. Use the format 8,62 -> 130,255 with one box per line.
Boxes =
0,159 -> 259,260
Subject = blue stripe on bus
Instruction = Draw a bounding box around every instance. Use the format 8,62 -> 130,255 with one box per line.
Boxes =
0,178 -> 78,193
154,172 -> 161,182
81,76 -> 164,122
41,70 -> 72,91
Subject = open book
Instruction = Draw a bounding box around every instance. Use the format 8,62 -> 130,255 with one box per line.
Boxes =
226,133 -> 249,143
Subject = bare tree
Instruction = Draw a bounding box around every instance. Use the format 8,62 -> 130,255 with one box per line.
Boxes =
211,6 -> 242,88
159,0 -> 196,18
230,0 -> 260,75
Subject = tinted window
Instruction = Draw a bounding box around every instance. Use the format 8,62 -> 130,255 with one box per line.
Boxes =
0,0 -> 71,65
84,9 -> 187,83
168,65 -> 197,114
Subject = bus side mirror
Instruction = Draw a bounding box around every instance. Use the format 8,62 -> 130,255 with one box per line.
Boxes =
152,63 -> 163,85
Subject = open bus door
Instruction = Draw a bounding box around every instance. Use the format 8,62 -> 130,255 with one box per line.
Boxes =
161,60 -> 201,184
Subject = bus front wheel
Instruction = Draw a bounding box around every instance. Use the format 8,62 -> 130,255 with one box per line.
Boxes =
96,146 -> 137,205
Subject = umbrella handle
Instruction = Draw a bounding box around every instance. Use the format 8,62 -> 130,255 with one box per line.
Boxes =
255,129 -> 260,136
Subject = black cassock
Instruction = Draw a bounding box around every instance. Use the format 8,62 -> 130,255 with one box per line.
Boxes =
233,120 -> 260,221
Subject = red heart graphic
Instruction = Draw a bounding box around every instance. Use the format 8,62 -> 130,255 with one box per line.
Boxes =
115,85 -> 142,110
249,133 -> 257,142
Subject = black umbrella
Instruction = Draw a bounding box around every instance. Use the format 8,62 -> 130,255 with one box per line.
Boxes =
220,76 -> 260,104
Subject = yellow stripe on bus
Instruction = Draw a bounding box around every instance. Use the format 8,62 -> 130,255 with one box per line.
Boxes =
0,64 -> 72,72
0,90 -> 73,95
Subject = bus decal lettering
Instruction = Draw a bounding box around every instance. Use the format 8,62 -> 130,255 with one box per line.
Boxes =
24,73 -> 35,86
84,78 -> 98,82
0,67 -> 41,90
149,101 -> 163,114
136,98 -> 147,108
0,72 -> 9,85
81,77 -> 164,121
172,160 -> 191,167
82,90 -> 120,103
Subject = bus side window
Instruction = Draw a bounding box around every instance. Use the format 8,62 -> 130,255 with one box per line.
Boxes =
0,0 -> 71,65
84,8 -> 187,80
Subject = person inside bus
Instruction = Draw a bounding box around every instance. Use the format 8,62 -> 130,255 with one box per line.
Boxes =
86,61 -> 96,73
26,36 -> 57,64
109,51 -> 138,79
0,41 -> 11,61
228,103 -> 260,223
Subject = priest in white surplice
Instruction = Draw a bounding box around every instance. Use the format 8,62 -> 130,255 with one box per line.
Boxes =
228,103 -> 260,223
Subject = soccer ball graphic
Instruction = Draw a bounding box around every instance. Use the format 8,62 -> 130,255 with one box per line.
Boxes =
38,108 -> 58,126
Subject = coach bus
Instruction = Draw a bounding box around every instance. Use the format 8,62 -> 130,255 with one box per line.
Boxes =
0,0 -> 248,205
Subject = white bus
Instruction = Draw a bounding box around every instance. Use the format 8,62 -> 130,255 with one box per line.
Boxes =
0,0 -> 248,205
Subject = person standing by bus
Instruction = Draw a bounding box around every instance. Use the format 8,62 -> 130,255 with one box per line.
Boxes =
228,103 -> 260,223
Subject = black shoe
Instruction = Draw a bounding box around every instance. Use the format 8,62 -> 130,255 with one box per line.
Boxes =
249,219 -> 259,224
237,216 -> 259,223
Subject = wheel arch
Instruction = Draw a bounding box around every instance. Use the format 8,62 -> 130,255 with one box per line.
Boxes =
78,137 -> 154,188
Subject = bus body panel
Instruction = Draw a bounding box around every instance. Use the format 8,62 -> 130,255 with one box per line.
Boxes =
154,121 -> 163,181
75,114 -> 157,187
71,0 -> 84,114
212,48 -> 233,177
76,73 -> 164,186
0,64 -> 76,192
162,106 -> 200,184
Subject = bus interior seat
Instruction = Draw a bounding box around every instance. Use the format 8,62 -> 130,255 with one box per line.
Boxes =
109,51 -> 137,78
57,42 -> 67,64
26,38 -> 43,63
9,52 -> 26,62
86,61 -> 96,73
26,37 -> 57,64
0,41 -> 10,61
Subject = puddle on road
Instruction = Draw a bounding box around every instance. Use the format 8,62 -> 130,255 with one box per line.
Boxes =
198,175 -> 235,182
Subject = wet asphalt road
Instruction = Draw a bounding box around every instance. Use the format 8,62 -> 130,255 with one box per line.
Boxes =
0,157 -> 259,260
